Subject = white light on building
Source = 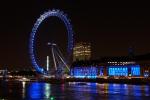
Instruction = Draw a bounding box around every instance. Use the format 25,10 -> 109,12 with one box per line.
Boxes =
47,56 -> 49,71
73,42 -> 91,61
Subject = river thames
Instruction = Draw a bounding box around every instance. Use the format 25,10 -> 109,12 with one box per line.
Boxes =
0,81 -> 150,100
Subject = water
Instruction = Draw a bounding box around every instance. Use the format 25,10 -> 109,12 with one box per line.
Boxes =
0,81 -> 150,100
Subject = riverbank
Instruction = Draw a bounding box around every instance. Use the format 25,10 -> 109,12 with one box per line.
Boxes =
38,78 -> 150,85
1,77 -> 150,85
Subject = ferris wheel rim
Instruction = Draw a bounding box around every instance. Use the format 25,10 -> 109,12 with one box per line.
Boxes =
29,9 -> 74,75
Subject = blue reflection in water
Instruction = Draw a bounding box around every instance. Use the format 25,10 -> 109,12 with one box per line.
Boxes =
67,82 -> 98,100
20,82 -> 150,100
1,81 -> 150,100
27,82 -> 51,99
103,83 -> 150,100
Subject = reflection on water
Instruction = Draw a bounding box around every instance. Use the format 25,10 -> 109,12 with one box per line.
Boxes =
0,81 -> 150,100
27,82 -> 51,99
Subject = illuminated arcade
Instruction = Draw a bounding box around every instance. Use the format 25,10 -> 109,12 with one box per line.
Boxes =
71,60 -> 142,79
108,65 -> 140,76
70,66 -> 98,78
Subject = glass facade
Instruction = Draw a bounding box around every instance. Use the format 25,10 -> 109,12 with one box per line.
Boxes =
71,64 -> 141,78
108,66 -> 128,76
131,65 -> 140,76
108,65 -> 141,76
71,67 -> 97,78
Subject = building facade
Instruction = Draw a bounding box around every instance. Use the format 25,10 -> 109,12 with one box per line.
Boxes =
73,42 -> 91,61
70,60 -> 149,79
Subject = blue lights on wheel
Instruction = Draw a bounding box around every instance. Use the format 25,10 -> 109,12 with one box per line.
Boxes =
29,9 -> 74,75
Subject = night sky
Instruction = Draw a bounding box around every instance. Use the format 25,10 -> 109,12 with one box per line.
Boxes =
0,1 -> 150,68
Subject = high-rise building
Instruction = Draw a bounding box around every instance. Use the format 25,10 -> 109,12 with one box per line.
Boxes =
73,42 -> 91,61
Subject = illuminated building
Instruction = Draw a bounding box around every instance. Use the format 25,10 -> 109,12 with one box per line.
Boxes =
107,61 -> 136,66
70,66 -> 98,78
106,58 -> 141,76
73,42 -> 91,61
70,66 -> 106,79
70,53 -> 150,78
108,65 -> 141,76
139,63 -> 150,78
107,61 -> 140,76
70,60 -> 142,78
71,60 -> 106,78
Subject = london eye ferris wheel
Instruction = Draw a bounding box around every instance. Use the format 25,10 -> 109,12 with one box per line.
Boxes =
29,9 -> 74,75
